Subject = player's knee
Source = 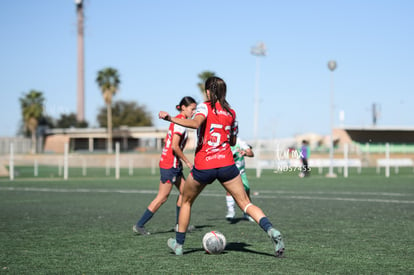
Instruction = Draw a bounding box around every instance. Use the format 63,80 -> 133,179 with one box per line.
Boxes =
157,195 -> 169,205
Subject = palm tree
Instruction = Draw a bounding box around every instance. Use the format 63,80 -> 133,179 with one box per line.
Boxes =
197,71 -> 216,100
96,67 -> 120,153
19,90 -> 45,154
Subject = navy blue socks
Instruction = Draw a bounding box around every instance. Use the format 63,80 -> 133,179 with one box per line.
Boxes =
176,232 -> 186,245
137,208 -> 154,227
259,217 -> 273,232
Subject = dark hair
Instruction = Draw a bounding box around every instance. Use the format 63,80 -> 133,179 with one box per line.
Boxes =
176,96 -> 196,111
205,76 -> 232,116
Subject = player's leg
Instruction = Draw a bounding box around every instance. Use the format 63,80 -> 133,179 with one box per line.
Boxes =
221,175 -> 264,221
147,181 -> 174,212
177,173 -> 205,232
225,191 -> 236,220
220,166 -> 285,257
173,175 -> 196,232
174,174 -> 184,225
133,180 -> 173,235
240,174 -> 254,221
303,158 -> 310,176
241,173 -> 250,198
168,173 -> 206,255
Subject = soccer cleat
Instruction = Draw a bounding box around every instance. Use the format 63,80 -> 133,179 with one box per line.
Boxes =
267,228 -> 285,257
225,211 -> 235,221
167,238 -> 183,256
133,225 -> 150,235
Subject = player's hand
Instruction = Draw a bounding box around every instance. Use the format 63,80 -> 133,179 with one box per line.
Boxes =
185,161 -> 193,170
158,111 -> 170,121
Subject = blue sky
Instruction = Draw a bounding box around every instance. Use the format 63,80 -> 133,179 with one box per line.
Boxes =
1,0 -> 413,140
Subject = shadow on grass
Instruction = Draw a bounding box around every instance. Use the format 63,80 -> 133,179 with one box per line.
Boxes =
151,224 -> 213,235
225,242 -> 275,257
181,242 -> 275,257
207,216 -> 253,225
228,217 -> 251,224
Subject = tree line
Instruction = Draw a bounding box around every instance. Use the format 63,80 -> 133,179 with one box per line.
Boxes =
19,68 -> 214,153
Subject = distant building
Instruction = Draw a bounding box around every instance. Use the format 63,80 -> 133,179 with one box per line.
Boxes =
43,126 -> 196,154
257,126 -> 414,154
334,126 -> 414,153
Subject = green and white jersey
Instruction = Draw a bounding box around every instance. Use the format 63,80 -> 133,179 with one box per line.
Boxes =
231,138 -> 250,174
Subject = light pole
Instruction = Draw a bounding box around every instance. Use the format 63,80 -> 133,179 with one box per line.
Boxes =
75,0 -> 85,122
326,60 -> 337,178
251,42 -> 266,178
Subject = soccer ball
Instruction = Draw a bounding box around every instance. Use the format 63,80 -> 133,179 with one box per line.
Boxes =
202,231 -> 226,254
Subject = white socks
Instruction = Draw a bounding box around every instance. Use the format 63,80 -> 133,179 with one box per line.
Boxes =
226,195 -> 235,213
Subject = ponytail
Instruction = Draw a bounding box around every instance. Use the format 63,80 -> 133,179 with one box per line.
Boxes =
205,76 -> 233,117
176,96 -> 197,111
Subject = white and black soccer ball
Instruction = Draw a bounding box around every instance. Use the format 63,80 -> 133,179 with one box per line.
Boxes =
202,231 -> 226,254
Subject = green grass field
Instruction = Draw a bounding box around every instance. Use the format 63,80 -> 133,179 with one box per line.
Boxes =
1,167 -> 413,274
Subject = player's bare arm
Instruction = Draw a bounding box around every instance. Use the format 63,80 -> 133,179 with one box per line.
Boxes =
159,111 -> 205,129
243,148 -> 254,157
229,134 -> 237,146
171,133 -> 192,169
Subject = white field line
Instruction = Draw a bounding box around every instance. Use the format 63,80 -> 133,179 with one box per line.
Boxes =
1,187 -> 413,204
252,190 -> 410,197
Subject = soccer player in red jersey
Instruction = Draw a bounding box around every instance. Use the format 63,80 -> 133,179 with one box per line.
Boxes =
159,76 -> 285,257
133,96 -> 196,235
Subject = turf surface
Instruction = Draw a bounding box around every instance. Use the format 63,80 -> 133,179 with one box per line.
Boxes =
0,167 -> 413,274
